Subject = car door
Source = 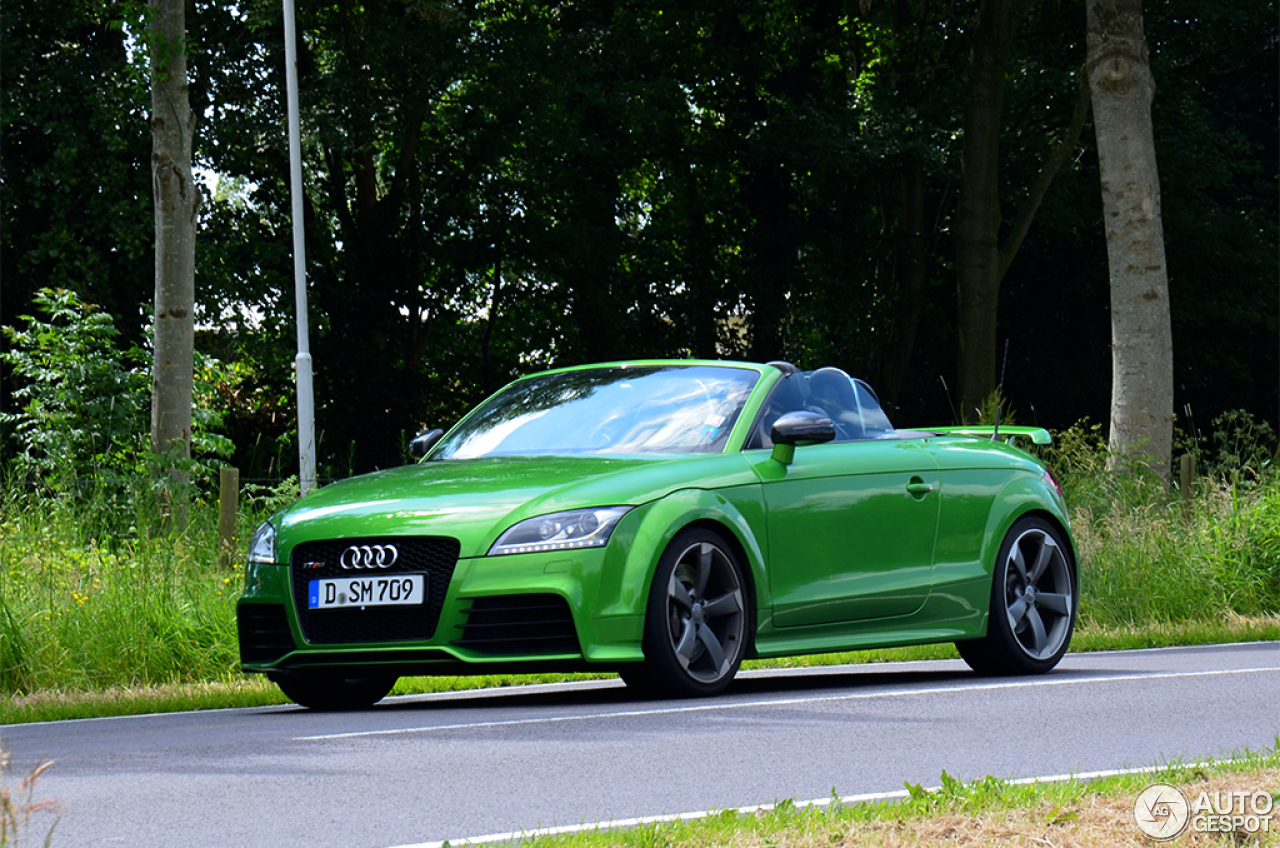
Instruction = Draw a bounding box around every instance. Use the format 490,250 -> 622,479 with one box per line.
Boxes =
751,437 -> 942,627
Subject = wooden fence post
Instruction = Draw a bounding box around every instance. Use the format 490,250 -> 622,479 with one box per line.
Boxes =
1179,453 -> 1195,521
218,467 -> 240,568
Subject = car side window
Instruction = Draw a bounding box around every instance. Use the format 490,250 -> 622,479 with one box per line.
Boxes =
850,378 -> 894,437
745,375 -> 806,449
807,368 -> 865,441
746,369 -> 897,449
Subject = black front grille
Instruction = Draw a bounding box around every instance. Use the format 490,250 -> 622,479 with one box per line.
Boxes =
290,536 -> 460,645
454,594 -> 581,656
238,604 -> 295,664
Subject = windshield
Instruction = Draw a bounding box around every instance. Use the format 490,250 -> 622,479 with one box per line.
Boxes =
433,365 -> 761,459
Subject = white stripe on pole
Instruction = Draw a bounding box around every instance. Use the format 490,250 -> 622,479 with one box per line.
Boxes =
283,0 -> 317,495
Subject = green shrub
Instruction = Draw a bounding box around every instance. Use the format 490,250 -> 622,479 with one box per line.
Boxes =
0,288 -> 147,484
1,288 -> 239,537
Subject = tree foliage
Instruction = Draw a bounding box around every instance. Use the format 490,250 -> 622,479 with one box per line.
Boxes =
0,0 -> 152,338
2,0 -> 1275,481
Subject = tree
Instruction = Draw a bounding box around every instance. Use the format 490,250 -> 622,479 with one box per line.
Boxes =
0,0 -> 152,449
953,0 -> 1092,422
148,0 -> 197,483
1086,0 -> 1173,476
172,0 -> 1271,476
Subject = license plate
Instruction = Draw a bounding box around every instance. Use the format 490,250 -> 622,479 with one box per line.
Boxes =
308,574 -> 427,610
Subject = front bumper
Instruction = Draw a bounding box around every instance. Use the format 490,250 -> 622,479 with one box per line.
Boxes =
237,545 -> 646,676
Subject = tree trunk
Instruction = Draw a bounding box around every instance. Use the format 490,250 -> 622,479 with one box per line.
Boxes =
1086,0 -> 1173,478
955,0 -> 1019,423
874,161 -> 930,415
149,0 -> 197,503
953,0 -> 1093,424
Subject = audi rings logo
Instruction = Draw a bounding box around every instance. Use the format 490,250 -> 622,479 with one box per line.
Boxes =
340,544 -> 400,569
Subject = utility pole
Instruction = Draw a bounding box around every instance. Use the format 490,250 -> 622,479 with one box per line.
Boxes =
283,0 -> 317,495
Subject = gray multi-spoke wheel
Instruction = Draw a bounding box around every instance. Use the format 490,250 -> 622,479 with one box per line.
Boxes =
622,528 -> 750,697
957,516 -> 1076,676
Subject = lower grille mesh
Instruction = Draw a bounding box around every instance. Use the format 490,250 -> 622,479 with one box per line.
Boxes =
290,537 -> 460,645
454,594 -> 581,656
238,604 -> 294,664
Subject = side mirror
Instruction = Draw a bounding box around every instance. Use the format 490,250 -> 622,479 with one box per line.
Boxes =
769,411 -> 834,467
409,428 -> 444,459
771,411 -> 836,446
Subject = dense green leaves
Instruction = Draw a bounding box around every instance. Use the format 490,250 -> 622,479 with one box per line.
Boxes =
0,0 -> 153,337
0,290 -> 234,494
2,0 -> 1275,480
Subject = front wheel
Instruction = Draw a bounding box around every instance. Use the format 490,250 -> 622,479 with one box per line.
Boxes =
621,528 -> 751,698
957,516 -> 1076,676
270,673 -> 398,710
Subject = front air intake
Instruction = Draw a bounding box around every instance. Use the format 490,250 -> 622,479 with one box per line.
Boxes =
453,594 -> 581,656
238,604 -> 295,664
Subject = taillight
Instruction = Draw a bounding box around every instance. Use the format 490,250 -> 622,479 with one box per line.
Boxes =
1043,469 -> 1065,500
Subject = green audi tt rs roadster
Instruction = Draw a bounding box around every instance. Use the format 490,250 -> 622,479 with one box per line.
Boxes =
237,360 -> 1077,709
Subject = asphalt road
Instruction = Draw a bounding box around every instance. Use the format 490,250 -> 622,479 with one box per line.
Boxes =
6,641 -> 1278,848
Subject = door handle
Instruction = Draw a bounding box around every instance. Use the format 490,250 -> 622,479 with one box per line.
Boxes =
906,478 -> 935,497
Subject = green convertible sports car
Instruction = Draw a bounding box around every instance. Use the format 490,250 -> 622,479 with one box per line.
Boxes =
237,360 -> 1077,709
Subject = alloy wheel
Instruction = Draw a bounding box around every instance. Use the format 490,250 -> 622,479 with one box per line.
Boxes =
663,539 -> 746,685
1001,526 -> 1074,661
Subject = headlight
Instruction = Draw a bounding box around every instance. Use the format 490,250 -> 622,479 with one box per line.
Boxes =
247,521 -> 277,564
488,507 -> 632,556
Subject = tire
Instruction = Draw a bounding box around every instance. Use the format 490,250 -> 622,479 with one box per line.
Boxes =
622,528 -> 751,698
271,673 -> 398,710
957,515 -> 1077,676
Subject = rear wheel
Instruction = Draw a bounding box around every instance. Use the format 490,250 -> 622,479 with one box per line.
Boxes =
270,673 -> 398,710
957,516 -> 1076,676
622,528 -> 750,698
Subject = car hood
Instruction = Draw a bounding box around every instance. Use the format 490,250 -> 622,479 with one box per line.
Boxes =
273,453 -> 755,559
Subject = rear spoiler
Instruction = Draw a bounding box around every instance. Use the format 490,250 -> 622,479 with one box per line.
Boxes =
926,426 -> 1052,446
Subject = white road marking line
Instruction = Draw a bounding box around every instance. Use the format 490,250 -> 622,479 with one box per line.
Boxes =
295,665 -> 1280,741
386,761 -> 1222,848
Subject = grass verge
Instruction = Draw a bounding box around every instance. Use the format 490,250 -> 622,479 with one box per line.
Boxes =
491,747 -> 1280,848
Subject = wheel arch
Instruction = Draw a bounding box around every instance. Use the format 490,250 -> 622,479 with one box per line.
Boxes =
978,473 -> 1077,579
600,488 -> 769,626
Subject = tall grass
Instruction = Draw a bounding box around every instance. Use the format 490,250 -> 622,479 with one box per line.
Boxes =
0,412 -> 1276,701
1044,415 -> 1280,630
0,476 -> 291,696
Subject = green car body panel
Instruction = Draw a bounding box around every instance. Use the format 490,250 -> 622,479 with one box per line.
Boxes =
237,359 -> 1074,701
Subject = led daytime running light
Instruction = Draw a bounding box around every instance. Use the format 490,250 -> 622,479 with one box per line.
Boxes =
496,537 -> 611,556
